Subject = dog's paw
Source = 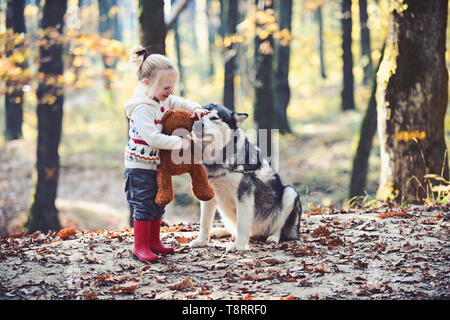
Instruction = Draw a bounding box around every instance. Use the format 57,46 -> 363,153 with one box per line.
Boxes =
225,242 -> 247,253
189,237 -> 209,248
266,235 -> 280,244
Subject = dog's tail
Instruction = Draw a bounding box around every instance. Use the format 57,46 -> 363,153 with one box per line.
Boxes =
291,187 -> 302,227
281,185 -> 302,240
285,185 -> 302,217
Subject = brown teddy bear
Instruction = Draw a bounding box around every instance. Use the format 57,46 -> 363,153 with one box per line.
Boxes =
155,109 -> 215,206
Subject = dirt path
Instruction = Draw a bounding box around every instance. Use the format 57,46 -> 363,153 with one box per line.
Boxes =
1,207 -> 448,300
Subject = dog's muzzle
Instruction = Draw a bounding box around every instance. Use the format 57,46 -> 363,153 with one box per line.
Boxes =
193,120 -> 203,138
193,120 -> 214,142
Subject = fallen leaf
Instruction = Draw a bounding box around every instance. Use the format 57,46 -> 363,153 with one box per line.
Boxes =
261,257 -> 283,265
176,236 -> 195,244
311,226 -> 331,239
57,227 -> 77,240
376,211 -> 411,219
303,263 -> 330,274
83,291 -> 98,300
198,290 -> 212,295
111,285 -> 138,295
353,260 -> 369,269
282,276 -> 297,282
327,237 -> 344,249
168,277 -> 193,291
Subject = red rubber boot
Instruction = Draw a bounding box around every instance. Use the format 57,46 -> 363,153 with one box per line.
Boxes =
132,220 -> 158,263
149,219 -> 174,254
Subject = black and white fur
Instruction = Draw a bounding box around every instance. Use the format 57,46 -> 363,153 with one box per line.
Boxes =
189,104 -> 302,252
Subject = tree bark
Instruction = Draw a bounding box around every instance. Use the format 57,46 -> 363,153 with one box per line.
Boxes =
27,0 -> 67,233
5,0 -> 26,141
206,0 -> 217,79
349,43 -> 385,200
219,0 -> 225,38
139,0 -> 166,54
99,0 -> 121,89
254,0 -> 274,131
341,0 -> 355,110
254,0 -> 275,157
376,0 -> 448,203
359,0 -> 373,85
223,0 -> 238,111
171,0 -> 185,96
316,5 -> 326,79
273,0 -> 292,134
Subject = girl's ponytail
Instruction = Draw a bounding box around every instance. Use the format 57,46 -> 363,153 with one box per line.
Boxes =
130,45 -> 149,75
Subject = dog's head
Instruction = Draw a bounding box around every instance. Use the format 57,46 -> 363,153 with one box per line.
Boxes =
193,104 -> 248,146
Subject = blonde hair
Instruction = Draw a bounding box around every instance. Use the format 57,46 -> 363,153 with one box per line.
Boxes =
130,45 -> 179,97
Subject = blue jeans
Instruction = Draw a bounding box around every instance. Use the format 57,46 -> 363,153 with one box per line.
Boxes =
124,168 -> 165,221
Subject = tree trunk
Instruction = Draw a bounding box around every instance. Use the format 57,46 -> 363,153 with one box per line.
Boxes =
139,0 -> 166,54
254,0 -> 275,157
171,0 -> 185,96
27,0 -> 67,233
316,5 -> 326,79
5,0 -> 26,141
273,0 -> 292,134
99,0 -> 121,89
186,0 -> 199,54
359,0 -> 373,85
254,0 -> 274,131
206,0 -> 217,79
349,43 -> 385,200
219,0 -> 225,38
341,0 -> 355,110
376,0 -> 448,204
223,0 -> 238,111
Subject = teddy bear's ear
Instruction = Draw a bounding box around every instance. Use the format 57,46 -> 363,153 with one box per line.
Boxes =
161,110 -> 175,135
162,109 -> 175,122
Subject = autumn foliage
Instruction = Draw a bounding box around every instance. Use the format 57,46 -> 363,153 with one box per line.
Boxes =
56,227 -> 77,240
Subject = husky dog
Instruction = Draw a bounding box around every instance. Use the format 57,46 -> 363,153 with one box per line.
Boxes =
189,104 -> 302,252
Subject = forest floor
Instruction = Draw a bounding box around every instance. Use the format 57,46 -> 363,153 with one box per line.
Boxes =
1,205 -> 449,300
0,114 -> 448,300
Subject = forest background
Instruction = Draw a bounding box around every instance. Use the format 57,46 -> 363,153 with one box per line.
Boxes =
0,0 -> 449,235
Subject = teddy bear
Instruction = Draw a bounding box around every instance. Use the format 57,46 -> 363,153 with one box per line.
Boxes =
155,109 -> 215,207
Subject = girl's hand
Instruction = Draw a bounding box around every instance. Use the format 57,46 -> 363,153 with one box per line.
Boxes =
190,107 -> 210,121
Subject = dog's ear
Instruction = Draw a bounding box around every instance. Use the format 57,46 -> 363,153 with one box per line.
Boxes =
233,112 -> 248,126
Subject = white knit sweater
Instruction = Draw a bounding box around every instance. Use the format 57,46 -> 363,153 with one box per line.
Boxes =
124,83 -> 201,170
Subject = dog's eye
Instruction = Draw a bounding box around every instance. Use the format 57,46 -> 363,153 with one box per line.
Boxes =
209,116 -> 220,121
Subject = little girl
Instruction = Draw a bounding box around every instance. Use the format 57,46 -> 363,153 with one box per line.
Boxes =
124,46 -> 207,263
